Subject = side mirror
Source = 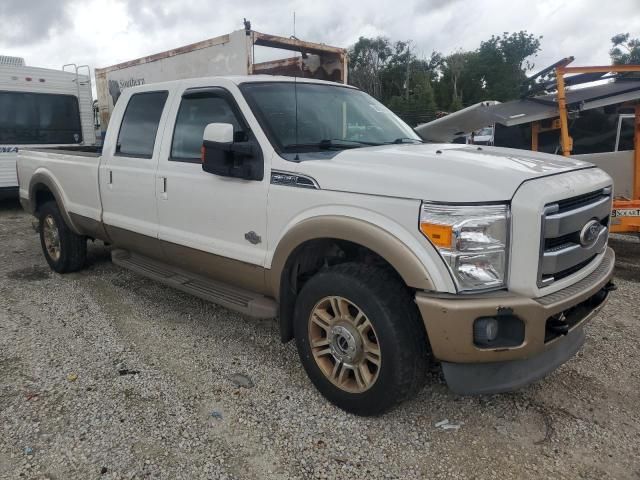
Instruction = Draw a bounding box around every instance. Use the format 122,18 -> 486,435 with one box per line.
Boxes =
201,122 -> 263,181
203,122 -> 234,144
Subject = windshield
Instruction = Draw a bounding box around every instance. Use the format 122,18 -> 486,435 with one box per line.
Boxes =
239,82 -> 421,157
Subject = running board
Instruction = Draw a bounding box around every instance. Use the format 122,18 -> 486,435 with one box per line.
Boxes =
111,249 -> 277,319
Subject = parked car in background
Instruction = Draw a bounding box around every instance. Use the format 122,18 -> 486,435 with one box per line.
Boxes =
18,76 -> 615,415
0,56 -> 95,199
471,125 -> 494,145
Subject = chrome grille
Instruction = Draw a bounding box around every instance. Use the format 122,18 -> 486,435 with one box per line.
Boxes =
538,186 -> 612,287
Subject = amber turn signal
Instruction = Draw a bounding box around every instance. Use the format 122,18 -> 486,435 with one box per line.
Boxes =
419,223 -> 453,248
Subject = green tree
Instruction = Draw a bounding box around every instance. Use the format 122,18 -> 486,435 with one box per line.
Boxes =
435,50 -> 482,111
349,36 -> 440,107
348,36 -> 392,99
610,33 -> 640,64
348,31 -> 540,116
473,31 -> 542,101
387,71 -> 437,125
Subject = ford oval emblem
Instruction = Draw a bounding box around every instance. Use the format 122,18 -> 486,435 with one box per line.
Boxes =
579,220 -> 602,248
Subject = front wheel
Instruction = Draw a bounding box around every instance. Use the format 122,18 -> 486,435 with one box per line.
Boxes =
39,201 -> 87,273
293,263 -> 429,416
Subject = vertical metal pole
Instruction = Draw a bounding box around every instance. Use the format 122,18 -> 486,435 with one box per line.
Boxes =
634,104 -> 640,200
555,67 -> 572,157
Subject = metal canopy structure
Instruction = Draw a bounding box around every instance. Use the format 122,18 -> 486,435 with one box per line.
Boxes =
416,78 -> 640,141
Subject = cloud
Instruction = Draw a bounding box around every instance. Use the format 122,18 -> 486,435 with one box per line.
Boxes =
0,0 -> 637,77
0,0 -> 73,45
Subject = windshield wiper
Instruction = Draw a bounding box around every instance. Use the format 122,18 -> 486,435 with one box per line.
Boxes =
283,139 -> 381,151
323,138 -> 382,146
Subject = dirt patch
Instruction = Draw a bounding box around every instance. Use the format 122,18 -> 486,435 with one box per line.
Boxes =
6,265 -> 51,281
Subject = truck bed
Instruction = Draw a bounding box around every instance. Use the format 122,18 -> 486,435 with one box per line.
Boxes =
25,145 -> 103,157
18,147 -> 103,223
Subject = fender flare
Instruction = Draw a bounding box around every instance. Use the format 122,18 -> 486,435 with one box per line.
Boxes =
267,215 -> 435,299
28,172 -> 82,235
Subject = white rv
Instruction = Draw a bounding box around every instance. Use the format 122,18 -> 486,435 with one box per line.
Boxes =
0,56 -> 95,198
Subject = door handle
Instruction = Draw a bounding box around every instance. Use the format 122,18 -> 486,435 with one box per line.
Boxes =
160,176 -> 168,200
108,170 -> 113,189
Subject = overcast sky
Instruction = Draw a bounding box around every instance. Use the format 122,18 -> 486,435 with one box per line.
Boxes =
0,0 -> 638,75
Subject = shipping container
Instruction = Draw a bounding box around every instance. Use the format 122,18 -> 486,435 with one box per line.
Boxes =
95,27 -> 347,135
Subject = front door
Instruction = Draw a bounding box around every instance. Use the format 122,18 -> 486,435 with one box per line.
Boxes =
155,84 -> 270,291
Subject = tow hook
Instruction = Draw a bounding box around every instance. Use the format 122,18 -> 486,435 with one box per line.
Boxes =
548,313 -> 570,336
604,281 -> 617,292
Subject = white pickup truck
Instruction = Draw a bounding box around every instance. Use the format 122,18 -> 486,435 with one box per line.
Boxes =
17,76 -> 616,415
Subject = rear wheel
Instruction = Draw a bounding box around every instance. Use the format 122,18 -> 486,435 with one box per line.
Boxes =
294,263 -> 429,416
39,201 -> 87,273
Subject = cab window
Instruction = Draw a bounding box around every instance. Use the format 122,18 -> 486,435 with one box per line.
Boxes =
170,92 -> 242,162
116,91 -> 168,158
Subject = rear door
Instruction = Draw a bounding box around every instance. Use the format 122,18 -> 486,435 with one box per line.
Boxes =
99,90 -> 170,256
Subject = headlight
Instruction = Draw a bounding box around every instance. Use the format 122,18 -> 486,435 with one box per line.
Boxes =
419,203 -> 509,292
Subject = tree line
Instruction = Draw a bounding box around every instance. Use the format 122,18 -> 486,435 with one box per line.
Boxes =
348,32 -> 640,126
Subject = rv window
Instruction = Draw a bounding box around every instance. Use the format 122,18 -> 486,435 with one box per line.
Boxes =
0,91 -> 83,145
570,109 -> 618,154
116,91 -> 168,158
617,117 -> 635,152
170,94 -> 242,162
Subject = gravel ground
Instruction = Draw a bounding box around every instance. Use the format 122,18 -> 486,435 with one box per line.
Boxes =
0,197 -> 639,480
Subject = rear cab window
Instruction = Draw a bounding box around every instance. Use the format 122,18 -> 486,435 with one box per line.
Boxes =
116,91 -> 168,158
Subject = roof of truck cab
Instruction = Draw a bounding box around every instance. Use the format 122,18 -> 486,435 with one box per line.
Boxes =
229,75 -> 356,87
126,75 -> 355,91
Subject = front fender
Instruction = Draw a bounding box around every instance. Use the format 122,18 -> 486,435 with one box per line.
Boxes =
267,214 -> 452,298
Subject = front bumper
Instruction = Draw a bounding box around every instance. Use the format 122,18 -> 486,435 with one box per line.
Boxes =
415,247 -> 614,393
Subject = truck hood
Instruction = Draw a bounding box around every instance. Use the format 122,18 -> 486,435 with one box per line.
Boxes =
294,144 -> 594,202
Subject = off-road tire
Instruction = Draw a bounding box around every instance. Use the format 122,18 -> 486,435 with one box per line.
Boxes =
38,201 -> 87,273
294,263 -> 429,416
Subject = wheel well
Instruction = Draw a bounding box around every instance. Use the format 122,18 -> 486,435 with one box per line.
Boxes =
278,238 -> 412,342
33,185 -> 55,213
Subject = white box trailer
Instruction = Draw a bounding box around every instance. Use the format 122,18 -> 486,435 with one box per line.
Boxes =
0,58 -> 95,198
95,27 -> 347,135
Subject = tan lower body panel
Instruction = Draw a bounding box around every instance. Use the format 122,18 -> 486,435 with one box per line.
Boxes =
160,240 -> 267,295
416,248 -> 615,364
69,213 -> 110,243
102,225 -> 268,295
39,208 -> 274,307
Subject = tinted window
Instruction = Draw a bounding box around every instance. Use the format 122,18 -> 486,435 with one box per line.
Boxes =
0,91 -> 82,145
570,108 -> 618,154
494,109 -> 628,155
171,94 -> 242,161
618,117 -> 635,151
116,91 -> 168,158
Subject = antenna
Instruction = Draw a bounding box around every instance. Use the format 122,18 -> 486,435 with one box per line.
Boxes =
294,74 -> 299,161
292,10 -> 300,160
